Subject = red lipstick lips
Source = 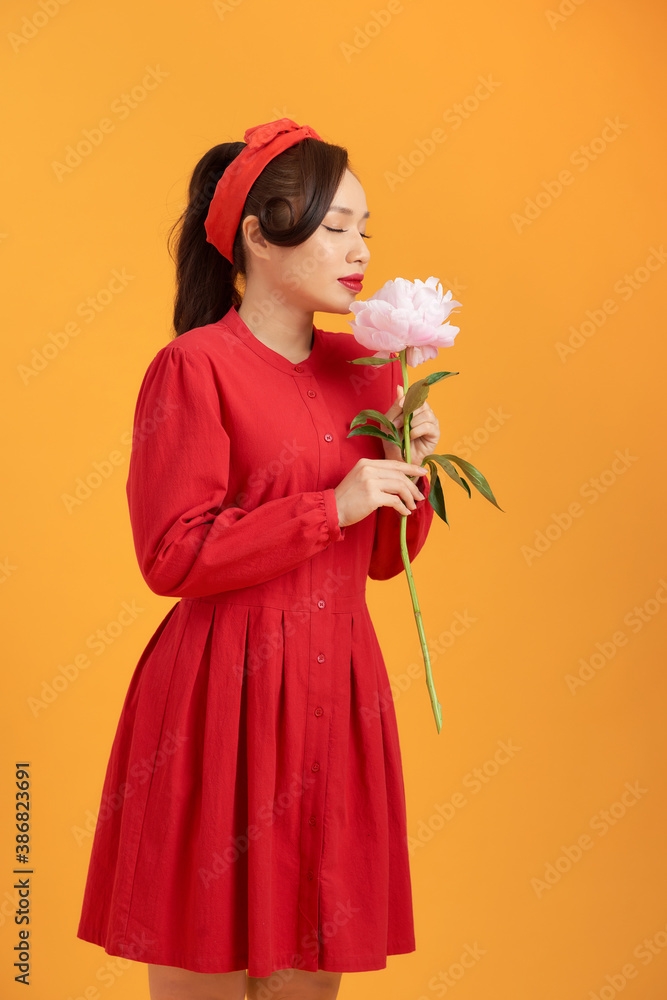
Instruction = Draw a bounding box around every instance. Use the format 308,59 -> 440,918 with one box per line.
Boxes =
338,273 -> 364,292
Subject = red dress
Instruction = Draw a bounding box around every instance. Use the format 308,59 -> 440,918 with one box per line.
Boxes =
76,304 -> 434,976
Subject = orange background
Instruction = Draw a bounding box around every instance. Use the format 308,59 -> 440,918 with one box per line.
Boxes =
2,0 -> 667,997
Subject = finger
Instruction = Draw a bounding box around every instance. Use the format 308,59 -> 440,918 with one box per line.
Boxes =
386,493 -> 415,517
393,476 -> 426,505
384,460 -> 426,475
383,471 -> 427,499
405,419 -> 435,439
409,404 -> 429,418
406,411 -> 437,430
399,403 -> 429,428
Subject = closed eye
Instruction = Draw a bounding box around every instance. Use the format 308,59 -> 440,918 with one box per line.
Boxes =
323,226 -> 373,239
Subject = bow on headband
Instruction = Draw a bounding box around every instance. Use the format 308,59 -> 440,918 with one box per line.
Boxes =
204,117 -> 323,265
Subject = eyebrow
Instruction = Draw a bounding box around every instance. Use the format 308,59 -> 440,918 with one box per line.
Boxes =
327,204 -> 371,219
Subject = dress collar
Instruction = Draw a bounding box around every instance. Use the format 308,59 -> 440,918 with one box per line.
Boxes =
219,304 -> 325,376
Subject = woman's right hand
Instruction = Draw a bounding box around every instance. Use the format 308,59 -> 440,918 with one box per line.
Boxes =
333,458 -> 428,529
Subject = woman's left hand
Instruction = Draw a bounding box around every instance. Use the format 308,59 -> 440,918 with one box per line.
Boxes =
382,384 -> 441,469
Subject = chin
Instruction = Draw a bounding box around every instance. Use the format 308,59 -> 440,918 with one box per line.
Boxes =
313,291 -> 355,316
315,305 -> 343,317
335,285 -> 361,310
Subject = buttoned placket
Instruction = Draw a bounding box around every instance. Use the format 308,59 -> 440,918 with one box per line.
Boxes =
219,311 -> 341,967
290,358 -> 339,968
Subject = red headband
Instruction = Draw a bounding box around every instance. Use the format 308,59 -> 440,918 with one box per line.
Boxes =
204,117 -> 323,265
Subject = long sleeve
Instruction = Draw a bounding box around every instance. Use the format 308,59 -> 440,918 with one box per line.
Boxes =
125,344 -> 345,599
368,356 -> 435,580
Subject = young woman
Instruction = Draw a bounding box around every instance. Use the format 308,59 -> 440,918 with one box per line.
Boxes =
76,118 -> 437,1000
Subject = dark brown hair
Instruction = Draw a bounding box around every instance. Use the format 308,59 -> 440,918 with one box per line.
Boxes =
167,136 -> 351,337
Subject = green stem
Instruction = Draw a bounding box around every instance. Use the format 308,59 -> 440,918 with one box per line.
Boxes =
398,349 -> 443,734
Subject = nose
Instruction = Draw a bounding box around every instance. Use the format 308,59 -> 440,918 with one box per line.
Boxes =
348,230 -> 370,264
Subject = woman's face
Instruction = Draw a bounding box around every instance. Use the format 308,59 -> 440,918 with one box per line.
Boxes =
249,168 -> 372,316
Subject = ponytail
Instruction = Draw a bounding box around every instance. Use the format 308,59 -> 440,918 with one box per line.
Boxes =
167,135 -> 349,338
167,142 -> 245,337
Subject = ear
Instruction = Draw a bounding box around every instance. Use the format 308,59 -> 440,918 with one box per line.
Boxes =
241,214 -> 270,261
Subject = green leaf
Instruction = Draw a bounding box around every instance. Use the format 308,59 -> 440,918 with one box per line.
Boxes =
428,456 -> 471,498
430,454 -> 504,511
453,474 -> 471,499
402,370 -> 459,422
346,356 -> 396,366
350,408 -> 402,446
423,370 -> 459,385
402,376 -> 430,416
425,460 -> 449,526
347,425 -> 401,445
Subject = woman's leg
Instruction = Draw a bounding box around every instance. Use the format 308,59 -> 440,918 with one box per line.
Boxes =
147,963 -> 247,1000
246,967 -> 342,1000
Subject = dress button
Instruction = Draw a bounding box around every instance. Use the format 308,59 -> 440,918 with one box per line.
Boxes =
307,389 -> 316,397
309,815 -> 316,826
306,869 -> 314,880
314,706 -> 323,717
324,433 -> 333,442
317,599 -> 326,609
294,365 -> 303,372
317,653 -> 325,662
311,762 -> 320,772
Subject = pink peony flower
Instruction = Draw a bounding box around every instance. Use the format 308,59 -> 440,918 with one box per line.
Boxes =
348,276 -> 462,367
